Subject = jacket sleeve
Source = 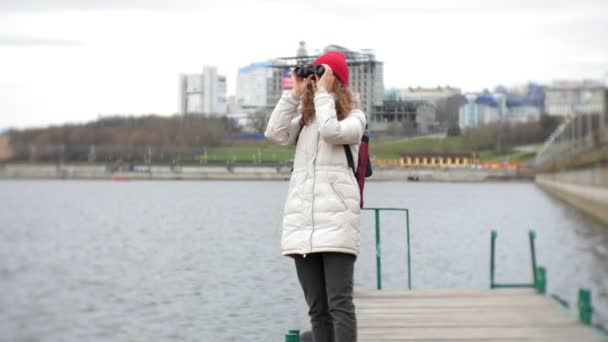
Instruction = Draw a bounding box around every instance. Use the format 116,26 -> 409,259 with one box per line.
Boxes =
264,92 -> 301,146
314,89 -> 367,145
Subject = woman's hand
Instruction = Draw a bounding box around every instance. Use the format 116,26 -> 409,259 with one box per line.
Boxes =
291,70 -> 314,97
312,64 -> 335,93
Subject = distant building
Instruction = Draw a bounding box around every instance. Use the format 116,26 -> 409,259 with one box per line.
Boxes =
375,86 -> 462,133
297,41 -> 307,57
459,88 -> 544,130
416,103 -> 440,134
180,73 -> 203,114
500,82 -> 545,111
179,66 -> 227,116
202,66 -> 227,115
372,100 -> 418,133
373,99 -> 440,134
388,86 -> 462,104
226,95 -> 239,114
459,94 -> 503,130
506,98 -> 541,123
235,61 -> 282,112
544,80 -> 607,118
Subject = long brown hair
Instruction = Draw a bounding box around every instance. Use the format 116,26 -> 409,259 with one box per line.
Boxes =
301,79 -> 357,125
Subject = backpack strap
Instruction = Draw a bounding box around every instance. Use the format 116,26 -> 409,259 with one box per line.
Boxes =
294,117 -> 306,145
343,145 -> 356,175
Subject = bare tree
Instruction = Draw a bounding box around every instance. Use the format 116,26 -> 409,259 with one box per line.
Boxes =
247,108 -> 272,134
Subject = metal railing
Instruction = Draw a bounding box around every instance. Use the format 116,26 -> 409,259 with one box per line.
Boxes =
490,230 -> 538,289
362,207 -> 412,290
535,111 -> 607,168
490,229 -> 607,338
283,226 -> 608,340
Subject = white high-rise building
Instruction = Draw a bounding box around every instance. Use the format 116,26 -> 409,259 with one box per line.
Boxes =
179,66 -> 227,116
180,74 -> 204,114
235,61 -> 282,111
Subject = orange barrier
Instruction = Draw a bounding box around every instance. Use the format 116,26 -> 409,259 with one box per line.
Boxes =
479,161 -> 523,170
372,158 -> 526,169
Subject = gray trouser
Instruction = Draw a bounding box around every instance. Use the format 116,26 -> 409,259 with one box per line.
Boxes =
293,252 -> 357,342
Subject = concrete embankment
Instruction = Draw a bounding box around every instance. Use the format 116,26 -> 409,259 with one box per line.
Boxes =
535,166 -> 608,225
0,163 -> 527,182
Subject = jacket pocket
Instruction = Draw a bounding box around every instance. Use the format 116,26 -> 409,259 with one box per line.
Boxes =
329,180 -> 348,210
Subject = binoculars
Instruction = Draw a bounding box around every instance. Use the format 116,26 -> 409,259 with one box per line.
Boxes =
294,64 -> 325,79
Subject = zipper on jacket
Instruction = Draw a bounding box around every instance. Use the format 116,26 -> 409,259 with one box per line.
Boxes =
308,132 -> 319,255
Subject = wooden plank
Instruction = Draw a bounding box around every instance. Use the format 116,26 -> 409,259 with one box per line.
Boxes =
354,289 -> 605,342
355,288 -> 537,298
358,327 -> 607,341
355,298 -> 553,308
356,314 -> 577,327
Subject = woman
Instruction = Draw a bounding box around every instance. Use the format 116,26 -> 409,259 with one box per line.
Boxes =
264,51 -> 366,342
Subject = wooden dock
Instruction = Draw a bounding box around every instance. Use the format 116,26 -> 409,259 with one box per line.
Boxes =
355,288 -> 606,341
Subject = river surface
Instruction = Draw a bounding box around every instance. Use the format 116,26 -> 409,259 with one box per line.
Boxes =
1,179 -> 607,341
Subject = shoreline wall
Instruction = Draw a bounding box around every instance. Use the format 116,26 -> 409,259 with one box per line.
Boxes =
535,166 -> 608,225
0,163 -> 527,182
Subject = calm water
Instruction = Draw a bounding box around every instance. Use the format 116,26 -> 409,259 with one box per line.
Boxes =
1,179 -> 607,341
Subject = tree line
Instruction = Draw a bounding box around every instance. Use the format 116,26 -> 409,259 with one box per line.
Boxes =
3,114 -> 241,162
6,114 -> 240,148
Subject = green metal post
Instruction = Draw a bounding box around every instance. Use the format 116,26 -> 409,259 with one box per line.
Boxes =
285,332 -> 297,342
578,288 -> 592,325
405,209 -> 411,290
529,230 -> 538,287
490,230 -> 497,289
375,209 -> 382,290
536,266 -> 546,294
288,330 -> 300,342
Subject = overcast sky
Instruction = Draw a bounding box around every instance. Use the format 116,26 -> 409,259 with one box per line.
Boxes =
1,0 -> 607,130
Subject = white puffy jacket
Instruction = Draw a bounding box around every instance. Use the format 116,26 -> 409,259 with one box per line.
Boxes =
264,90 -> 367,256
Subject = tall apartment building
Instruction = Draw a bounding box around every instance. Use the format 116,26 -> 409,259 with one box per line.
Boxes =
179,66 -> 227,116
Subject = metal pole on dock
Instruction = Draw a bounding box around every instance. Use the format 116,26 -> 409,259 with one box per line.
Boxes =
529,230 -> 538,286
375,208 -> 382,290
578,288 -> 592,325
405,209 -> 411,290
490,230 -> 497,288
536,267 -> 546,294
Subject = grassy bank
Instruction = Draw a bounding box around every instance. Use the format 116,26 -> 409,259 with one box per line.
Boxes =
202,135 -> 536,164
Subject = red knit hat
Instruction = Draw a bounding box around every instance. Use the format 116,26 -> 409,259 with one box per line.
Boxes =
313,51 -> 349,87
